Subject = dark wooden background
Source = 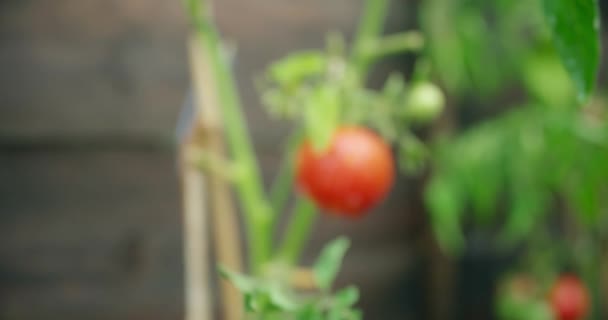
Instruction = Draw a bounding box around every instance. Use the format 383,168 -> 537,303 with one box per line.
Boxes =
0,1 -> 495,319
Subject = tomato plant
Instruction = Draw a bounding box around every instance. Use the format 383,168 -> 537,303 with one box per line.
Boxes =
182,0 -> 606,318
549,275 -> 590,320
296,126 -> 394,217
182,0 -> 436,318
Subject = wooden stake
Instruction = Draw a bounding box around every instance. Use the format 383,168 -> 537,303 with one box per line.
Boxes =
291,268 -> 317,290
188,36 -> 244,320
180,128 -> 213,320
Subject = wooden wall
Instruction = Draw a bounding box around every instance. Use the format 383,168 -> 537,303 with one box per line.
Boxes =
0,1 -> 438,319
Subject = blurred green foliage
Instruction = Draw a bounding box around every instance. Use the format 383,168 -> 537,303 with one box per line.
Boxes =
420,0 -> 547,97
422,0 -> 603,253
495,274 -> 554,320
421,0 -> 603,317
427,104 -> 608,252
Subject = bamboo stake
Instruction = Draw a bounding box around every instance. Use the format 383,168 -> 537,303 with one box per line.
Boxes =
291,268 -> 316,290
188,36 -> 244,320
180,121 -> 213,320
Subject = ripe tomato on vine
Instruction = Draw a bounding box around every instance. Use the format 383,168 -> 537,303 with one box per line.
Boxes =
549,275 -> 590,320
295,126 -> 395,217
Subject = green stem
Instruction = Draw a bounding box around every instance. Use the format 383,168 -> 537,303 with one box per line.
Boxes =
191,148 -> 240,181
186,0 -> 272,274
361,31 -> 425,61
269,156 -> 294,216
352,0 -> 391,75
277,198 -> 317,265
269,128 -> 305,216
412,56 -> 432,82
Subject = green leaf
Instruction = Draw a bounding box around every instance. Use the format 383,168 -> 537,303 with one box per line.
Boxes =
382,73 -> 406,103
497,291 -> 553,320
267,282 -> 300,311
420,0 -> 523,97
397,134 -> 429,175
522,47 -> 576,108
460,131 -> 503,222
313,237 -> 351,291
220,265 -> 301,313
425,176 -> 465,253
567,148 -> 603,226
543,0 -> 600,102
420,0 -> 467,93
527,302 -> 554,320
345,309 -> 363,320
218,265 -> 256,292
500,125 -> 549,244
244,292 -> 269,312
500,189 -> 548,246
304,85 -> 341,151
572,179 -> 600,226
327,305 -> 344,320
333,286 -> 359,307
327,304 -> 361,320
268,51 -> 327,87
297,305 -> 323,320
457,9 -> 502,95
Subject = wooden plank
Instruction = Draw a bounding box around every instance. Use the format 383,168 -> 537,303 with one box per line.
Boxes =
0,151 -> 183,320
0,0 -> 361,144
0,0 -> 188,139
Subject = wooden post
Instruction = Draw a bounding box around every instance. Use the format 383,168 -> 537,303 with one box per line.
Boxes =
187,36 -> 244,320
180,114 -> 213,320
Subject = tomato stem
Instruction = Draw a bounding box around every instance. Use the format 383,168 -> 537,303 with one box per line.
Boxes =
277,198 -> 317,265
269,129 -> 304,218
352,0 -> 390,76
361,31 -> 425,61
185,0 -> 272,274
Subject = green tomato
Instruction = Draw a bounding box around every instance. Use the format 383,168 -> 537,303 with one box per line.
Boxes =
403,82 -> 445,124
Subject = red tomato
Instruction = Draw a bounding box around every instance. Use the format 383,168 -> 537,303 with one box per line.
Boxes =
549,275 -> 590,320
295,126 -> 394,217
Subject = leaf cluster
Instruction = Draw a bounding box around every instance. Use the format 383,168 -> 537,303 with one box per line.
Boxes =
220,237 -> 362,320
258,44 -> 440,174
427,103 -> 608,252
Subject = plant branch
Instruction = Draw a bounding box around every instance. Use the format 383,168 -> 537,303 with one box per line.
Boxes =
277,198 -> 317,265
189,147 -> 242,181
185,0 -> 272,274
269,129 -> 305,217
352,0 -> 391,75
362,31 -> 425,61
